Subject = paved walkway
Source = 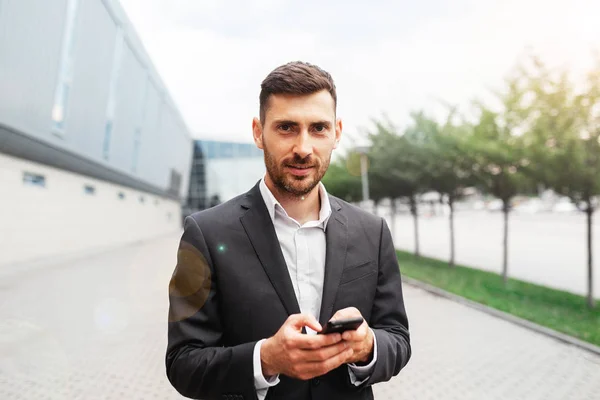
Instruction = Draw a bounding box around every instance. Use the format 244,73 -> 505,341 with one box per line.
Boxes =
1,235 -> 599,399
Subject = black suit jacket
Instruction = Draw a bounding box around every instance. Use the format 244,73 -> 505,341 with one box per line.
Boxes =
166,181 -> 411,400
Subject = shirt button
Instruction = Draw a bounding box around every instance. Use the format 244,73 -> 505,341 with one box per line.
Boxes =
312,378 -> 321,386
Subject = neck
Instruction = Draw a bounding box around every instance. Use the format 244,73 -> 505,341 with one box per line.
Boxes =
265,177 -> 321,225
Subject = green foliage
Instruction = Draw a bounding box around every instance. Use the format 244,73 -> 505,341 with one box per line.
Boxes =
366,118 -> 425,204
404,110 -> 473,203
398,250 -> 600,346
524,57 -> 600,211
520,56 -> 600,308
467,75 -> 536,207
321,158 -> 362,202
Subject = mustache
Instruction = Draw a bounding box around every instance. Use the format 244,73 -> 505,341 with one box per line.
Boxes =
284,155 -> 317,166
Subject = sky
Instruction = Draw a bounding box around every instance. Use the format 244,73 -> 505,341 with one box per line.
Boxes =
119,0 -> 600,146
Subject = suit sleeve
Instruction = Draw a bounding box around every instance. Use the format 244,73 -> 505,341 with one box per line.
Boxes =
365,217 -> 412,385
166,215 -> 258,400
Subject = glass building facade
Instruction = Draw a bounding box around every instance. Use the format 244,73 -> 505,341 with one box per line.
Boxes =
185,140 -> 265,215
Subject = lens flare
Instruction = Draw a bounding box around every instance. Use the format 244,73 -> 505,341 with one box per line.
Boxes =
168,241 -> 212,322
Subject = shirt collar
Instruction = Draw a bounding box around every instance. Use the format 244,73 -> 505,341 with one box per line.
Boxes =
258,175 -> 332,229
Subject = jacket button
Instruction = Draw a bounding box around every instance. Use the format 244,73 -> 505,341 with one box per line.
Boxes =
312,378 -> 321,386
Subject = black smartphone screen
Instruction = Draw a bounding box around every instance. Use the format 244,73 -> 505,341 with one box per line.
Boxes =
318,316 -> 364,334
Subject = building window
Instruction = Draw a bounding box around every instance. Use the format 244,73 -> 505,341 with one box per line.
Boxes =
23,172 -> 46,187
103,28 -> 125,160
118,192 -> 126,200
51,0 -> 80,136
202,141 -> 214,159
221,143 -> 233,158
84,185 -> 96,195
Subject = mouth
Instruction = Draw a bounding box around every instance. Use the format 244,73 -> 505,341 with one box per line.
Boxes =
286,165 -> 314,176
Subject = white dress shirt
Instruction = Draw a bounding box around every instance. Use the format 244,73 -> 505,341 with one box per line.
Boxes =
252,177 -> 378,400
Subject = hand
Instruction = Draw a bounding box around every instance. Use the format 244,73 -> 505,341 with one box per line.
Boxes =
329,307 -> 374,364
261,313 -> 355,380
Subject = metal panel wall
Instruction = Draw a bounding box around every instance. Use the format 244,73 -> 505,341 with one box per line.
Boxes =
165,118 -> 193,199
135,80 -> 162,185
0,0 -> 193,199
156,104 -> 179,186
176,130 -> 193,201
66,0 -> 117,162
0,0 -> 67,139
109,40 -> 146,173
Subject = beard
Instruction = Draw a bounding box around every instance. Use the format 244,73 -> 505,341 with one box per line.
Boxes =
263,143 -> 330,197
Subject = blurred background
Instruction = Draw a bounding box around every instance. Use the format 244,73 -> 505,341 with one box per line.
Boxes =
1,0 -> 599,399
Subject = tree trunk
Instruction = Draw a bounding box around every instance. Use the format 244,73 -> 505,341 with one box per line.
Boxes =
449,196 -> 455,268
502,200 -> 510,286
410,196 -> 420,257
586,203 -> 595,308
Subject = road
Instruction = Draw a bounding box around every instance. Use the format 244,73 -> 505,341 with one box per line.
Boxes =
381,209 -> 600,297
1,233 -> 599,399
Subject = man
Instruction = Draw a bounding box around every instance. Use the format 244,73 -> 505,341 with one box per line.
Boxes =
166,61 -> 411,400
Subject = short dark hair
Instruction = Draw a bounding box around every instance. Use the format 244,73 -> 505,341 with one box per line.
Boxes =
259,61 -> 337,124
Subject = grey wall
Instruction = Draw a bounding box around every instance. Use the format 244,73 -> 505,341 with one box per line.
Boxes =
0,0 -> 68,138
67,0 -> 118,161
0,0 -> 193,200
110,40 -> 146,173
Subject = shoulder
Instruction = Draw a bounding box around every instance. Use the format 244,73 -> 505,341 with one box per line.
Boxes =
329,195 -> 384,230
186,192 -> 248,228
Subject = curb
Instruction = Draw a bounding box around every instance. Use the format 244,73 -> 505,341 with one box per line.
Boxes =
402,276 -> 600,357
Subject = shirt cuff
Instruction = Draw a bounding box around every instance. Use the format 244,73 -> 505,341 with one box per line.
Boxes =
347,328 -> 378,386
253,339 -> 280,393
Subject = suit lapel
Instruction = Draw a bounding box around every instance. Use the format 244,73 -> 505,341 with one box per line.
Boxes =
318,198 -> 348,326
239,183 -> 301,316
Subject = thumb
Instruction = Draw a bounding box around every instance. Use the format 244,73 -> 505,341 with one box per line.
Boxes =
288,313 -> 322,332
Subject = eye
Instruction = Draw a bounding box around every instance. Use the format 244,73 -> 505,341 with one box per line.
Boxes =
279,124 -> 292,132
314,124 -> 327,133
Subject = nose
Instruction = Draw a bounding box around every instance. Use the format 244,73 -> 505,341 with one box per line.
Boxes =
293,130 -> 313,159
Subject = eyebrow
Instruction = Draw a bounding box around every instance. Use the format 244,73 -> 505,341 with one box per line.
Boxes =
271,120 -> 332,127
311,121 -> 332,127
272,120 -> 299,127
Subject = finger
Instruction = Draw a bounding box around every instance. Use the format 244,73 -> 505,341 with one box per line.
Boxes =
294,332 -> 342,350
287,313 -> 322,332
320,346 -> 354,372
330,307 -> 360,320
297,346 -> 354,379
302,341 -> 349,362
342,323 -> 367,341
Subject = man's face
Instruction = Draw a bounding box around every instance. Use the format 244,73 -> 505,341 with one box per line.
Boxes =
253,90 -> 342,197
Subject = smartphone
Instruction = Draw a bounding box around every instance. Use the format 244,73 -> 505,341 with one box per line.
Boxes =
318,316 -> 364,335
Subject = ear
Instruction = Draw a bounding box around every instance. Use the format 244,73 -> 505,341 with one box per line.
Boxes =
252,117 -> 264,150
333,118 -> 343,149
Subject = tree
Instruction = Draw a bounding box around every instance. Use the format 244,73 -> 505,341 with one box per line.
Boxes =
468,77 -> 534,284
404,110 -> 473,267
368,119 -> 426,257
321,156 -> 362,203
525,57 -> 600,308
